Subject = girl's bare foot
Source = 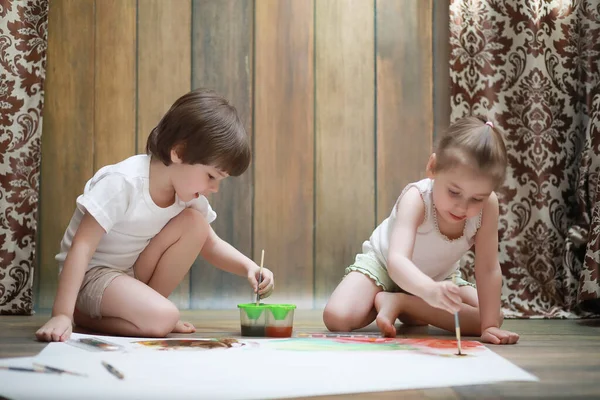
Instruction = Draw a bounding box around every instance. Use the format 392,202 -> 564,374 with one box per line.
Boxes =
374,292 -> 406,338
172,320 -> 196,333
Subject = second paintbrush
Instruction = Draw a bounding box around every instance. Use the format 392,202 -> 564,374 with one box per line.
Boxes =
256,249 -> 264,305
452,274 -> 462,355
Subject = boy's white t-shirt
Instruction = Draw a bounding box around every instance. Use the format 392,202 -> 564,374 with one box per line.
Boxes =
55,154 -> 216,272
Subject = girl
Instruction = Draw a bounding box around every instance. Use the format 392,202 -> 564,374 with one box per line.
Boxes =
36,89 -> 274,342
323,116 -> 519,345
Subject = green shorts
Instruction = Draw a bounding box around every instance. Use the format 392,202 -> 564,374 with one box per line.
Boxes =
343,251 -> 476,292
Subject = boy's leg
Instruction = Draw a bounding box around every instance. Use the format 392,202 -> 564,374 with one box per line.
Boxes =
74,275 -> 181,337
374,286 -> 495,338
133,208 -> 209,296
133,208 -> 210,333
323,272 -> 382,332
74,208 -> 210,336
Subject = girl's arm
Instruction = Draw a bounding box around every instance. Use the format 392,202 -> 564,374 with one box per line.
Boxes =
200,226 -> 274,296
387,188 -> 462,315
474,192 -> 519,344
473,192 -> 502,330
36,212 -> 106,342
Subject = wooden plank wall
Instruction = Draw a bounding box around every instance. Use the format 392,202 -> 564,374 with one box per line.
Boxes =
190,0 -> 254,308
137,0 -> 193,308
314,0 -> 375,308
37,0 -> 435,310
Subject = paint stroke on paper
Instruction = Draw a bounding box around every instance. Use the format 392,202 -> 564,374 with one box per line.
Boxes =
261,337 -> 485,357
132,338 -> 250,351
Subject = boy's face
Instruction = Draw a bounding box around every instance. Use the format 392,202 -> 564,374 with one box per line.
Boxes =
170,151 -> 229,202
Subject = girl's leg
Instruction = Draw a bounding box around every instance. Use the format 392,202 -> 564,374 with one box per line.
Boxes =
74,208 -> 210,336
323,272 -> 382,332
374,285 -> 498,338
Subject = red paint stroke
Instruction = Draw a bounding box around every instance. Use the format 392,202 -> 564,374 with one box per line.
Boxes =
403,338 -> 484,350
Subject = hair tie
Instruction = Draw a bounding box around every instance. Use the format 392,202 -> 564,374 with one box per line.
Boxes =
485,121 -> 494,128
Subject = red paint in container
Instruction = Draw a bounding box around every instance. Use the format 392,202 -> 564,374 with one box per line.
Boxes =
265,326 -> 293,338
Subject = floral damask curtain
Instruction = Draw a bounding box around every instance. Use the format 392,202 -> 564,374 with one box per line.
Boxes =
0,0 -> 48,314
450,0 -> 600,317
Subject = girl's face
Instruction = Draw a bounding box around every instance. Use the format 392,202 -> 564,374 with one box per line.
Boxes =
430,164 -> 495,226
169,150 -> 229,202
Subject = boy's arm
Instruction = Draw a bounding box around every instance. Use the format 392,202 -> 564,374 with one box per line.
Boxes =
200,225 -> 273,296
473,192 -> 503,331
37,212 -> 106,341
387,188 -> 462,314
52,212 -> 106,319
200,226 -> 257,277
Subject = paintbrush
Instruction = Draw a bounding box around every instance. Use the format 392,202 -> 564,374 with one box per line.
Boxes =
256,249 -> 264,305
0,365 -> 53,375
452,274 -> 462,355
33,363 -> 88,377
0,363 -> 87,377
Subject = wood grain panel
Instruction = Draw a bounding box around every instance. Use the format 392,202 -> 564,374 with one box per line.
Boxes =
38,0 -> 95,309
254,0 -> 315,308
433,0 -> 450,143
137,0 -> 192,309
94,0 -> 136,171
376,0 -> 433,222
190,0 -> 254,308
314,0 -> 375,308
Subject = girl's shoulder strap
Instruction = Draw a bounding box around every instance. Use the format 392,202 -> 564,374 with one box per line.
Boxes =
464,209 -> 483,241
394,178 -> 434,226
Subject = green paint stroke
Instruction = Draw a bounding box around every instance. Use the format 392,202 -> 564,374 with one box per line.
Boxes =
263,338 -> 416,352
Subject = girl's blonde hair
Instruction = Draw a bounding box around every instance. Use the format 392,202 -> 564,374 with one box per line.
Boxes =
435,116 -> 507,189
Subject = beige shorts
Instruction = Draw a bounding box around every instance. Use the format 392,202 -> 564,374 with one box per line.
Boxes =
344,251 -> 475,292
75,266 -> 137,319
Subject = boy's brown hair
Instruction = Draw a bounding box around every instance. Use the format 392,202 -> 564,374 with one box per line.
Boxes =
146,88 -> 251,176
434,116 -> 507,189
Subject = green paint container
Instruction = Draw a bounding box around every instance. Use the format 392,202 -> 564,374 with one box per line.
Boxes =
238,303 -> 297,338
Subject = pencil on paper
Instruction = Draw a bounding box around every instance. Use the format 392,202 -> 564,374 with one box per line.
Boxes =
102,361 -> 124,380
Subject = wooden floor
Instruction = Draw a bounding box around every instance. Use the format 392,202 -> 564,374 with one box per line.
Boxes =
1,310 -> 599,399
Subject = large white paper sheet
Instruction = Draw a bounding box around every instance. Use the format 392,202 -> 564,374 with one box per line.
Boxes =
1,333 -> 538,400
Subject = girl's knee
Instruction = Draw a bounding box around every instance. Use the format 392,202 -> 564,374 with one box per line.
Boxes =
323,304 -> 355,332
140,301 -> 180,337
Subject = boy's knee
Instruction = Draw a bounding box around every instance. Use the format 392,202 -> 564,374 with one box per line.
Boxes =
178,208 -> 210,239
140,302 -> 180,337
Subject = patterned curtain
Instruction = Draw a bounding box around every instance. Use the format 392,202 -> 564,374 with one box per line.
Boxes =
0,0 -> 48,314
450,0 -> 600,317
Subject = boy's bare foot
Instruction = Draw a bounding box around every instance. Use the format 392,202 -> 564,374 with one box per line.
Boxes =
374,292 -> 406,338
172,320 -> 196,333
